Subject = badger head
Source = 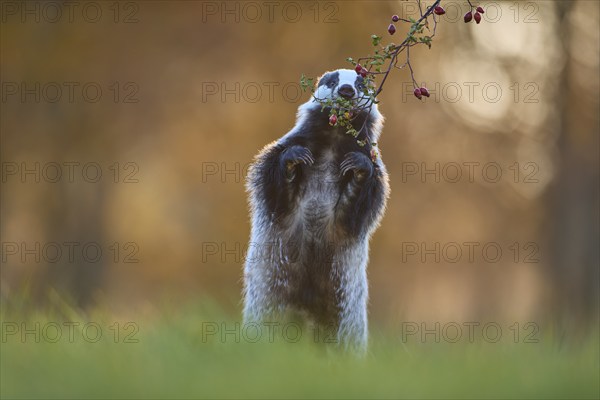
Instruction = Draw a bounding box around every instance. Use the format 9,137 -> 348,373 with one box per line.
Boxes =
293,68 -> 383,142
312,69 -> 370,106
298,69 -> 379,118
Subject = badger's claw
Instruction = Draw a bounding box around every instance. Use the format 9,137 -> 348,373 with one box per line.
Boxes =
282,145 -> 314,169
281,145 -> 314,180
340,152 -> 373,182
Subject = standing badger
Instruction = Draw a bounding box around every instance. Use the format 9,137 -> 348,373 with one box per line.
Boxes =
243,69 -> 389,351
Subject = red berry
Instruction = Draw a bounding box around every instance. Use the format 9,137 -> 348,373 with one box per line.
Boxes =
329,114 -> 338,126
414,88 -> 423,100
388,23 -> 396,35
476,6 -> 485,14
464,11 -> 473,23
392,15 -> 399,22
419,87 -> 430,97
360,68 -> 368,78
434,6 -> 445,15
355,64 -> 362,74
474,12 -> 481,24
370,148 -> 378,162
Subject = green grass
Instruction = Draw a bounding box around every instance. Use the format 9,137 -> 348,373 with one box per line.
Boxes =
1,303 -> 598,399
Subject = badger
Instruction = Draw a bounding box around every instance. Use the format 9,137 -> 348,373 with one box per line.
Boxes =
243,69 -> 389,352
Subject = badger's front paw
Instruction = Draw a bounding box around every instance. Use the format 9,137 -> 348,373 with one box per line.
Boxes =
281,145 -> 314,180
340,152 -> 373,182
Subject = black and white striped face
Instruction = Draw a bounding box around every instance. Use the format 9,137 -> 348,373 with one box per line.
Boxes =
313,69 -> 367,104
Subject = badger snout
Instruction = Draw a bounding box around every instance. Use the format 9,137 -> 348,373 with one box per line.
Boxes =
337,84 -> 355,99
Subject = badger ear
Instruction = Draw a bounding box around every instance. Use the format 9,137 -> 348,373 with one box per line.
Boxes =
319,70 -> 334,78
315,71 -> 331,87
316,71 -> 341,89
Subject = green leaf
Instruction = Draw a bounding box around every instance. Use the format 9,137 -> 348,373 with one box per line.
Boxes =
371,35 -> 382,46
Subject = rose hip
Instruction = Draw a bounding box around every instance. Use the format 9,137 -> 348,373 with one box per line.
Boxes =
434,6 -> 445,15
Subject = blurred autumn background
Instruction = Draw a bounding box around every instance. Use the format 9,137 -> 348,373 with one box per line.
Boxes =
1,0 -> 598,334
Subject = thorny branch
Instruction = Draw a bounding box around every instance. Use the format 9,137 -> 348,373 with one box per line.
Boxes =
300,0 -> 486,160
